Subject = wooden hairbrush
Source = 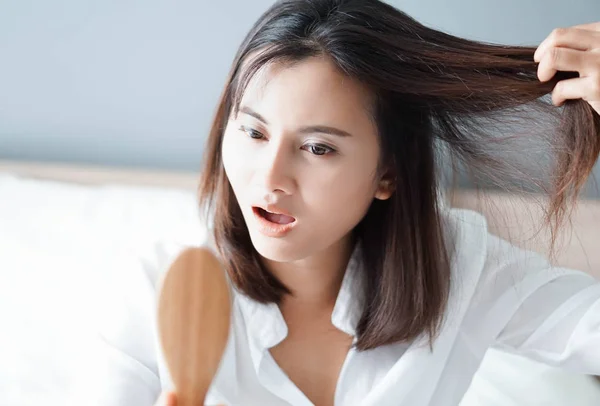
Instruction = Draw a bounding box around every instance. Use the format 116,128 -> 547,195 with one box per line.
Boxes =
157,246 -> 231,406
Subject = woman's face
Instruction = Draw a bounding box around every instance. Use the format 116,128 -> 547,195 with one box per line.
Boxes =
221,56 -> 393,262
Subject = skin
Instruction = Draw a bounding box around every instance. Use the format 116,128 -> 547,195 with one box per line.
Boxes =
221,56 -> 394,405
534,21 -> 600,113
154,20 -> 600,406
222,56 -> 393,302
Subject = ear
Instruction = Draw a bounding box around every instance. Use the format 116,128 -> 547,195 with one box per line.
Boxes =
374,176 -> 395,200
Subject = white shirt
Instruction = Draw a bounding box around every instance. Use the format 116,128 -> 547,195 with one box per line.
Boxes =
71,207 -> 600,406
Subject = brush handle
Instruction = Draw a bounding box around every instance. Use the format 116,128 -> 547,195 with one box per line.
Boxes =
157,247 -> 231,406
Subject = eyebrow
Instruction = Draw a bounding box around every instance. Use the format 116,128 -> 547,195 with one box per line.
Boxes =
239,105 -> 353,137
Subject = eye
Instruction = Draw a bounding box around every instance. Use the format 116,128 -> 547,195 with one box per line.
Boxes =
239,125 -> 264,140
304,143 -> 335,156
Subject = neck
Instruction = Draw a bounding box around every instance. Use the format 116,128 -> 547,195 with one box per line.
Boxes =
262,236 -> 355,314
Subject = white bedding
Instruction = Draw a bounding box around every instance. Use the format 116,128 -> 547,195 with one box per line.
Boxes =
1,172 -> 599,406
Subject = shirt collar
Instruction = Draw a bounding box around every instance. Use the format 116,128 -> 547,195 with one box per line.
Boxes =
235,243 -> 364,352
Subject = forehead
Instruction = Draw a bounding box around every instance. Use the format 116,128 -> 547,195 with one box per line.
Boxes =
237,56 -> 376,129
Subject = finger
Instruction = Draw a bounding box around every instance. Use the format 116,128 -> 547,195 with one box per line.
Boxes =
534,27 -> 600,62
573,21 -> 600,32
551,75 -> 600,106
536,48 -> 598,82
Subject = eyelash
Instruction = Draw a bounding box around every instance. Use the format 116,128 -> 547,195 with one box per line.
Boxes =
238,125 -> 336,156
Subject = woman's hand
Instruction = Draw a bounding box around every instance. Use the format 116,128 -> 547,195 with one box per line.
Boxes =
534,21 -> 600,114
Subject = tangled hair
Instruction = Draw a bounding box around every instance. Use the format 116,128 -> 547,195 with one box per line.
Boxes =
198,0 -> 600,351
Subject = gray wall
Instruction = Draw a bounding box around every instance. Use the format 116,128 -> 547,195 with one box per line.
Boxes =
1,0 -> 599,186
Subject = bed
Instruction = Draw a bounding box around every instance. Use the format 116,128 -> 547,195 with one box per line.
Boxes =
1,159 -> 599,406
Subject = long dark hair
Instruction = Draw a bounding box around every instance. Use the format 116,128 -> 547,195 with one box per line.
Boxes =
198,0 -> 600,351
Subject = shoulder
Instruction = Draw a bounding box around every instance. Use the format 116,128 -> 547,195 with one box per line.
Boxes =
440,206 -> 489,276
439,207 -> 551,311
440,205 -> 557,281
441,206 -> 591,317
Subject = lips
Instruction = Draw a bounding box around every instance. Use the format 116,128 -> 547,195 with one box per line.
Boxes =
251,205 -> 297,237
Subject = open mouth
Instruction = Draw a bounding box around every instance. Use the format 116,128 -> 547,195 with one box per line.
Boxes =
253,207 -> 296,225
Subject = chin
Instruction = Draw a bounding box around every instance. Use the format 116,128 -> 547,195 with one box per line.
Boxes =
249,232 -> 307,263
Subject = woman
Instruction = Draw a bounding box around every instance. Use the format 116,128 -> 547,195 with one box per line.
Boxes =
151,0 -> 600,405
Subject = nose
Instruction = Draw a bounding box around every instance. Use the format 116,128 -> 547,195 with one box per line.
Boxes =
256,139 -> 296,197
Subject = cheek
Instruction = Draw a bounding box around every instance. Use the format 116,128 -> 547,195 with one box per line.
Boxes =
335,176 -> 377,209
328,149 -> 379,202
221,130 -> 248,189
307,164 -> 378,224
